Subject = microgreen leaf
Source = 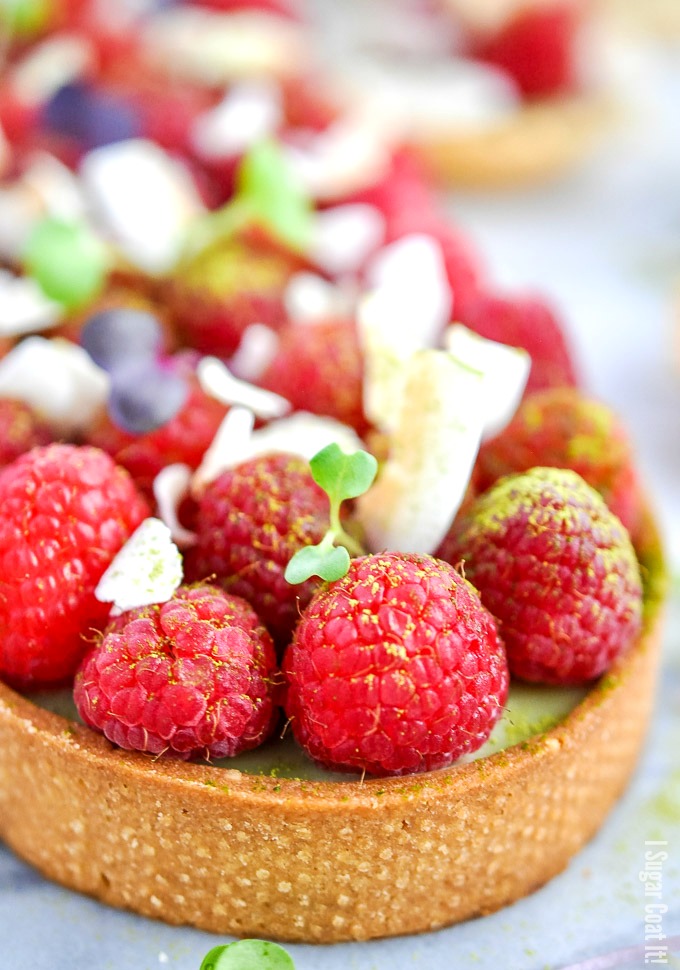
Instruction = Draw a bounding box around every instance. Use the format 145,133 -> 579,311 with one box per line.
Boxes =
183,141 -> 312,258
199,939 -> 295,970
310,443 -> 378,504
285,445 -> 377,585
1,0 -> 53,37
236,140 -> 312,252
285,542 -> 350,585
23,217 -> 109,310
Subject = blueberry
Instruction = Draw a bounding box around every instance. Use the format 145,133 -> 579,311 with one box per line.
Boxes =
108,361 -> 189,435
42,82 -> 90,141
83,90 -> 142,150
42,82 -> 141,150
81,309 -> 163,373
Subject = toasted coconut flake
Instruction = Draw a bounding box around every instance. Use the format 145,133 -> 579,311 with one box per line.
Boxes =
192,406 -> 255,495
80,140 -> 205,273
95,518 -> 183,615
197,355 -> 290,419
284,272 -> 354,324
0,270 -> 63,337
229,324 -> 280,381
153,464 -> 197,549
444,323 -> 530,437
143,9 -> 307,84
359,234 -> 452,433
358,350 -> 484,554
0,336 -> 109,436
310,204 -> 385,277
191,80 -> 282,160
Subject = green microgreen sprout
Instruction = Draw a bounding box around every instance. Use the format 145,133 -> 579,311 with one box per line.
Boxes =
186,139 -> 313,256
285,443 -> 378,585
1,0 -> 53,38
22,216 -> 109,310
199,939 -> 295,970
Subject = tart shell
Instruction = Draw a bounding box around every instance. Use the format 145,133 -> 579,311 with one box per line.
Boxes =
412,94 -> 611,189
0,507 -> 666,944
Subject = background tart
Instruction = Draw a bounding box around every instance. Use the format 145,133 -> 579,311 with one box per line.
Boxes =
0,504 -> 666,943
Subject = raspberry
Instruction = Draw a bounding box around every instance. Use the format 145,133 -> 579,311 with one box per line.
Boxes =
441,467 -> 643,685
188,0 -> 299,16
345,151 -> 437,239
88,377 -> 228,501
165,235 -> 300,357
185,453 -> 330,647
283,553 -> 508,776
258,318 -> 368,434
74,584 -> 279,760
474,388 -> 643,537
473,2 -> 583,99
0,398 -> 53,467
0,444 -> 149,689
280,74 -> 340,131
459,292 -> 579,396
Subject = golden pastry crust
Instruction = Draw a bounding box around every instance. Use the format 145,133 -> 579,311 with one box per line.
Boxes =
0,506 -> 666,943
412,94 -> 611,189
602,0 -> 680,37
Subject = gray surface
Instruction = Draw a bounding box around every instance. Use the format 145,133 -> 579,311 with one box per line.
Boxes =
2,31 -> 680,970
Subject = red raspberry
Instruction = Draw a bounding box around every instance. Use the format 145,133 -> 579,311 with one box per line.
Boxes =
74,584 -> 279,760
344,150 -> 436,231
473,2 -> 584,98
185,453 -> 329,648
474,387 -> 643,537
187,0 -> 300,17
88,378 -> 228,501
459,291 -> 579,396
0,444 -> 149,689
258,318 -> 368,434
165,235 -> 301,358
393,219 -> 482,322
0,398 -> 53,467
441,467 -> 643,685
280,74 -> 341,131
283,553 -> 508,776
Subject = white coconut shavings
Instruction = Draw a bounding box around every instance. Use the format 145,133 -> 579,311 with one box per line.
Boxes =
80,140 -> 205,274
444,324 -> 530,438
359,234 -> 452,433
95,518 -> 183,615
0,154 -> 87,263
284,111 -> 394,201
193,408 -> 364,492
243,412 -> 364,461
0,337 -> 109,435
337,54 -> 519,137
143,9 -> 307,84
191,80 -> 282,161
229,324 -> 280,381
0,270 -> 63,337
153,464 -> 197,549
310,204 -> 385,277
11,34 -> 95,106
22,152 -> 87,223
444,0 -> 555,36
0,186 -> 42,262
283,273 -> 354,325
357,350 -> 485,555
192,406 -> 256,494
197,355 -> 290,419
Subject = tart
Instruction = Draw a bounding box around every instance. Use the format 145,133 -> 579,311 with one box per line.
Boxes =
313,0 -> 614,190
0,506 -> 666,943
0,0 -> 666,947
